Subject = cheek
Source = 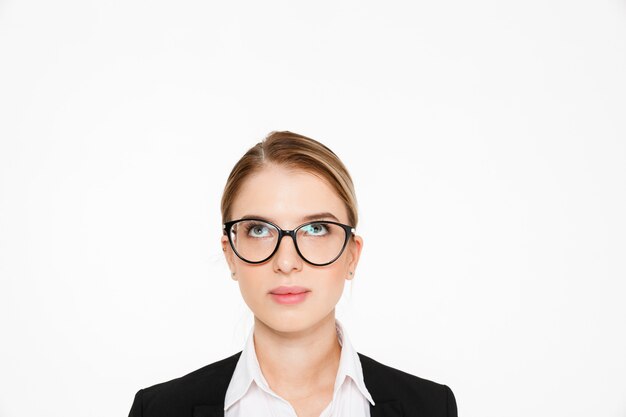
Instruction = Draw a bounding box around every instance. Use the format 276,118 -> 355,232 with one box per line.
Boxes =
315,260 -> 350,292
233,264 -> 264,303
312,268 -> 348,303
237,276 -> 263,306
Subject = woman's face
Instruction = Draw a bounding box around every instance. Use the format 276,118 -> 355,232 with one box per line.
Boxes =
221,163 -> 363,334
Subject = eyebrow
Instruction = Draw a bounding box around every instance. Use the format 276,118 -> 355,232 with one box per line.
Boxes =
240,212 -> 341,224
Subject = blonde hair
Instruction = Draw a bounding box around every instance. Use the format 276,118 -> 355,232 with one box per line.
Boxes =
221,131 -> 358,227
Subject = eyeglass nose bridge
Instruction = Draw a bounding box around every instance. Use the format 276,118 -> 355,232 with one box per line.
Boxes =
272,228 -> 306,261
275,228 -> 298,247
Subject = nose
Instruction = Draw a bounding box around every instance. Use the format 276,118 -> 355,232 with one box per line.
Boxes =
272,233 -> 303,274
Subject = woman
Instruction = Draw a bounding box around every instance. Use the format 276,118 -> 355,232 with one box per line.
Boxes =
128,131 -> 458,417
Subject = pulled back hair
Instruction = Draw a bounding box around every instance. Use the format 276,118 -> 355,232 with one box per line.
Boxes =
221,131 -> 358,228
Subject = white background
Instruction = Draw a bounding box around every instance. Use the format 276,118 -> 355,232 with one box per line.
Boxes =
1,1 -> 625,416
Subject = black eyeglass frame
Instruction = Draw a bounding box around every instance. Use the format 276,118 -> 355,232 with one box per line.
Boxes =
223,218 -> 356,266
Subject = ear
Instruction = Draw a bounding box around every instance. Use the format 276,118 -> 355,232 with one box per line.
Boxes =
346,234 -> 363,280
221,234 -> 238,281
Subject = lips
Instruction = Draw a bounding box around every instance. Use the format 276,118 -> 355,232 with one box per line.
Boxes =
269,286 -> 311,295
269,286 -> 311,305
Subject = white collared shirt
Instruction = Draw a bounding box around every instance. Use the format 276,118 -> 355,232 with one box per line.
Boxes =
224,318 -> 375,417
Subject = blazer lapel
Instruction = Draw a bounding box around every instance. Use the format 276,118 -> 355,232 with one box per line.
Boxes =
370,400 -> 403,417
193,351 -> 404,417
193,352 -> 242,417
360,352 -> 404,417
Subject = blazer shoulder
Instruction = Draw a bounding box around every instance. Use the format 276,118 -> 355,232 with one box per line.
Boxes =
358,352 -> 457,417
142,351 -> 241,395
130,351 -> 242,416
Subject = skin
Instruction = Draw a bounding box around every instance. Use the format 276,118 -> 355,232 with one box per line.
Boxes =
221,163 -> 363,417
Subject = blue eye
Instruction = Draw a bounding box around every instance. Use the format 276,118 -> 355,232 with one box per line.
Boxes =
246,223 -> 271,238
302,223 -> 329,236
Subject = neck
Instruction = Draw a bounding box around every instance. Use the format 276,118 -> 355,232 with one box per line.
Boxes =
253,311 -> 341,400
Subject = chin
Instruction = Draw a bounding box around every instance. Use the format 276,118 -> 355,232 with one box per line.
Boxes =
257,311 -> 322,334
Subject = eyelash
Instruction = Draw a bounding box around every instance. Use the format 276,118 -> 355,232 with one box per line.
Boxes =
241,222 -> 332,235
302,223 -> 329,234
244,223 -> 270,235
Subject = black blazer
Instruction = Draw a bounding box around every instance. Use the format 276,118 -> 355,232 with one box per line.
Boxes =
128,351 -> 457,417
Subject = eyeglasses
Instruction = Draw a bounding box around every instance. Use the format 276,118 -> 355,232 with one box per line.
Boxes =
223,218 -> 356,266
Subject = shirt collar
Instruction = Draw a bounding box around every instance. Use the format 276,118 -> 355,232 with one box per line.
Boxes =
224,318 -> 375,410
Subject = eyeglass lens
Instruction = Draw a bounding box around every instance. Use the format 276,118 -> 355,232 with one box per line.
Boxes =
229,220 -> 347,264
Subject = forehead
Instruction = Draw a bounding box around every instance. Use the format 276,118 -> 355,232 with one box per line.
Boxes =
230,164 -> 348,227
